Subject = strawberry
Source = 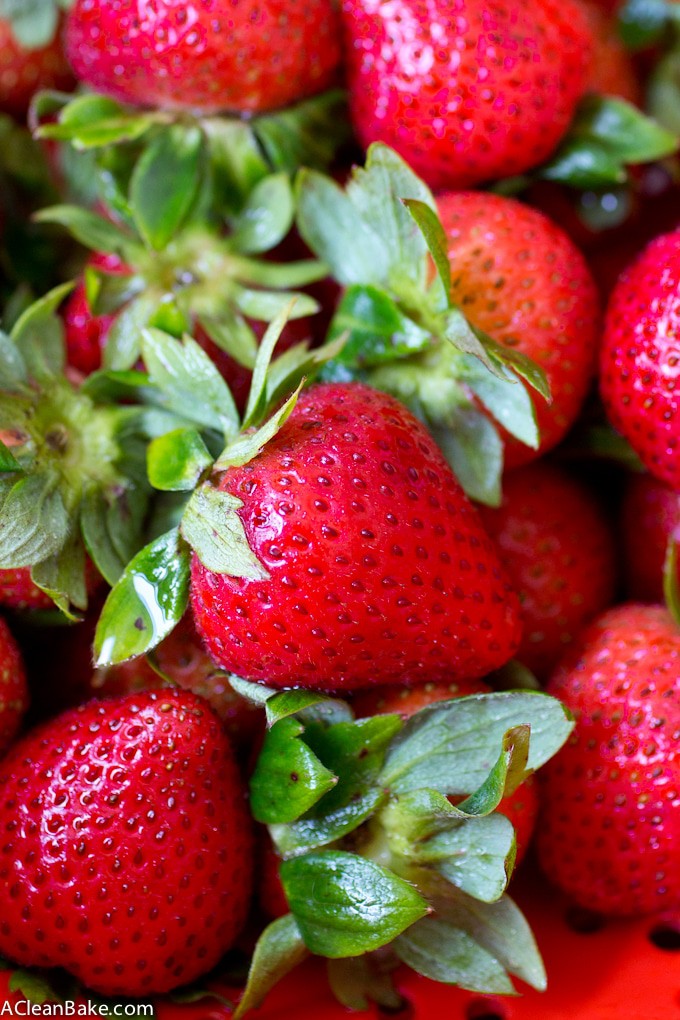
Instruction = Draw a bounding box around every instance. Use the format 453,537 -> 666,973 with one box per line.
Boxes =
0,618 -> 28,755
478,461 -> 617,678
62,252 -> 127,377
439,191 -> 601,468
190,381 -> 522,691
0,567 -> 54,612
600,227 -> 680,490
0,17 -> 73,118
621,471 -> 680,603
583,2 -> 641,105
352,679 -> 540,864
341,0 -> 594,190
0,689 -> 253,994
538,604 -> 680,916
65,0 -> 341,115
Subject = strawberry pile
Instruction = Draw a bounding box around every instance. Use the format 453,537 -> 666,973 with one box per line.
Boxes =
0,0 -> 679,1016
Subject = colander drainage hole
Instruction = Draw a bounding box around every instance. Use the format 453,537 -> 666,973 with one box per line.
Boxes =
564,905 -> 606,934
649,923 -> 680,950
465,997 -> 507,1020
377,995 -> 415,1019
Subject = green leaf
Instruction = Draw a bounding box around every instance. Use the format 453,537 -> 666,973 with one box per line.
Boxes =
7,967 -> 63,1006
34,205 -> 134,256
460,356 -> 539,449
38,93 -> 154,148
215,383 -> 302,471
0,330 -> 28,390
10,282 -> 73,383
0,0 -> 62,48
230,253 -> 328,290
141,328 -> 240,436
94,528 -> 190,665
233,915 -> 308,1020
380,691 -> 574,797
434,891 -> 546,991
327,286 -> 431,368
180,484 -> 269,581
394,916 -> 515,994
130,124 -> 205,249
663,530 -> 680,626
250,717 -> 338,824
482,334 -> 551,403
459,725 -> 531,813
618,0 -> 671,48
233,286 -> 318,323
147,428 -> 213,492
541,140 -> 627,188
570,95 -> 678,165
405,197 -> 452,303
0,440 -> 22,472
443,310 -> 499,375
242,302 -> 296,427
80,487 -> 129,586
197,312 -> 258,370
265,689 -> 354,727
103,291 -> 161,371
87,267 -> 145,317
326,956 -> 404,1013
203,117 -> 269,213
255,90 -> 352,175
420,814 -> 515,902
0,472 -> 69,568
31,529 -> 88,617
229,173 -> 294,254
429,411 -> 504,507
281,851 -> 429,957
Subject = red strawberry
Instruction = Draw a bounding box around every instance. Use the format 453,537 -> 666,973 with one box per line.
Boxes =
0,18 -> 73,118
538,604 -> 680,916
621,472 -> 680,603
0,618 -> 28,756
341,0 -> 594,190
91,615 -> 264,752
191,382 -> 522,691
353,679 -> 539,864
439,191 -> 600,467
583,2 -> 641,105
600,228 -> 680,490
62,252 -> 127,376
478,462 -> 617,678
65,0 -> 341,115
0,689 -> 253,994
0,568 -> 54,612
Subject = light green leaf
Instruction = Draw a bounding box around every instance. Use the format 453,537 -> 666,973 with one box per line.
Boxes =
429,411 -> 504,507
256,90 -> 352,175
0,472 -> 69,568
215,384 -> 301,471
250,717 -> 338,824
34,205 -> 134,256
233,915 -> 308,1020
229,173 -> 294,254
327,285 -> 431,368
94,528 -> 190,665
147,428 -> 213,492
103,291 -> 162,371
421,814 -> 515,902
233,287 -> 318,323
394,916 -> 515,994
404,197 -> 452,302
0,440 -> 22,473
31,530 -> 88,618
10,282 -> 73,383
460,356 -> 539,449
242,301 -> 296,427
197,313 -> 258,369
0,330 -> 28,390
179,484 -> 269,581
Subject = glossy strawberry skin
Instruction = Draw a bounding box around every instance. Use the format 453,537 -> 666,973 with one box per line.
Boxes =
342,0 -> 593,190
62,253 -> 126,376
191,382 -> 521,691
0,19 -> 73,117
479,462 -> 617,678
439,191 -> 601,467
621,472 -> 680,603
353,678 -> 539,864
600,229 -> 680,490
538,604 -> 680,916
0,618 -> 28,756
65,0 -> 341,115
0,568 -> 53,611
0,689 -> 253,994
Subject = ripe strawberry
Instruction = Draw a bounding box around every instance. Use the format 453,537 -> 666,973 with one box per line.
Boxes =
0,618 -> 28,756
0,689 -> 253,994
91,615 -> 264,752
353,679 -> 539,864
0,568 -> 53,612
478,462 -> 617,678
538,604 -> 680,916
439,191 -> 601,467
0,18 -> 73,118
190,381 -> 522,691
341,0 -> 594,190
583,2 -> 641,105
65,0 -> 341,115
62,253 -> 127,376
600,228 -> 680,490
621,472 -> 680,603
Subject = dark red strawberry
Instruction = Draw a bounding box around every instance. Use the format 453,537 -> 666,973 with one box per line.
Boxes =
621,472 -> 680,603
0,568 -> 53,612
600,228 -> 680,490
341,0 -> 594,190
191,382 -> 521,691
583,2 -> 641,105
62,252 -> 127,376
439,191 -> 601,467
0,618 -> 28,756
478,462 -> 617,678
0,17 -> 73,118
538,604 -> 680,916
353,678 -> 539,864
65,0 -> 341,115
0,689 -> 253,994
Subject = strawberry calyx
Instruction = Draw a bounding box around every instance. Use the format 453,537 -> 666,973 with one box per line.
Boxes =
93,307 -> 345,665
0,284 -> 156,616
296,143 -> 551,505
34,88 -> 352,219
35,171 -> 326,373
0,0 -> 72,49
232,681 -> 574,1016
